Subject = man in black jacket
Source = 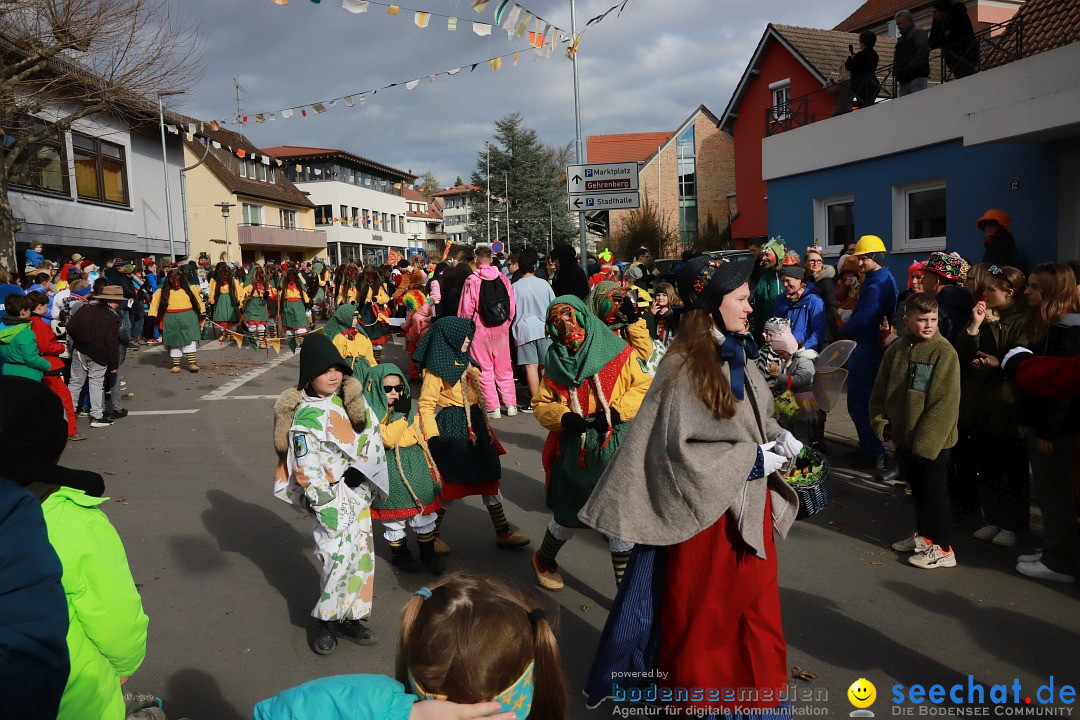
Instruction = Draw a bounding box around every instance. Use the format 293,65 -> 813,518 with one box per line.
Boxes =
893,10 -> 930,96
549,243 -> 589,300
929,0 -> 979,79
103,259 -> 138,350
66,285 -> 122,428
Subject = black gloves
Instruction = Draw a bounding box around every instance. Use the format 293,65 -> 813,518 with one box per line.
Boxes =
591,407 -> 622,432
342,467 -> 367,488
393,395 -> 412,415
561,412 -> 590,434
619,296 -> 640,324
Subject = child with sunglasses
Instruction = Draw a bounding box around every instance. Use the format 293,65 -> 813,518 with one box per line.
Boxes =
362,363 -> 443,575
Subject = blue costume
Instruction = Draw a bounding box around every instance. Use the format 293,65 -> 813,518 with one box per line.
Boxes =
773,284 -> 827,351
842,266 -> 898,459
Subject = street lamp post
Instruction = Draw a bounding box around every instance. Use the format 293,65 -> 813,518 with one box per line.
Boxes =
216,201 -> 236,265
157,90 -> 185,262
503,171 -> 510,253
493,217 -> 500,250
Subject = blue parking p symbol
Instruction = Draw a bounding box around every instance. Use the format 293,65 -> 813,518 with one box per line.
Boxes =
585,169 -> 593,177
586,198 -> 595,207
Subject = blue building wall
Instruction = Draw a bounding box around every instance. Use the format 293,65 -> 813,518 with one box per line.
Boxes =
766,138 -> 1063,282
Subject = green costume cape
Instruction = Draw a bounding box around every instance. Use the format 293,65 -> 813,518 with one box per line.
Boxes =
324,303 -> 368,341
412,316 -> 476,385
586,281 -> 631,332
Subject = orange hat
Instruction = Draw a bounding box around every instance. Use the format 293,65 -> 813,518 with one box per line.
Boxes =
976,209 -> 1011,232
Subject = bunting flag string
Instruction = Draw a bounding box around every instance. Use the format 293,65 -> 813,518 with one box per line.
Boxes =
202,317 -> 325,355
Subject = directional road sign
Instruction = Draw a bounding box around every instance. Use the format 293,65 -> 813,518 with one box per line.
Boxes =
566,162 -> 639,195
569,192 -> 641,212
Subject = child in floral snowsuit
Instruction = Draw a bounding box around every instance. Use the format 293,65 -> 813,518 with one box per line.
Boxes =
274,333 -> 389,655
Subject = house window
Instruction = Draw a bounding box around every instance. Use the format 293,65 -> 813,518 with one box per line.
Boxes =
257,163 -> 266,182
813,194 -> 856,253
769,79 -> 792,121
5,116 -> 69,196
362,209 -> 370,228
315,205 -> 333,226
73,133 -> 128,205
340,205 -> 348,225
268,167 -> 275,184
242,203 -> 263,226
238,160 -> 247,178
893,179 -> 946,251
679,199 -> 698,248
280,209 -> 296,229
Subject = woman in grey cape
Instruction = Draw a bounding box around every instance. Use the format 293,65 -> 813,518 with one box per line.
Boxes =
579,254 -> 802,719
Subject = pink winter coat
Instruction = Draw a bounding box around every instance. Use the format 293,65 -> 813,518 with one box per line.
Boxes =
458,263 -> 515,343
405,301 -> 433,343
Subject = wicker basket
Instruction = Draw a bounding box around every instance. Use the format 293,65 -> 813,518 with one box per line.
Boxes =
790,451 -> 831,520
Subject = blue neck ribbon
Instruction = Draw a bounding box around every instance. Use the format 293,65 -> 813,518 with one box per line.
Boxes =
717,332 -> 760,401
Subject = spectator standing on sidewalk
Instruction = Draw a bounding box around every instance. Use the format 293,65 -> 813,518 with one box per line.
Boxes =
0,294 -> 51,380
511,249 -> 555,408
842,235 -> 898,478
458,246 -> 517,419
66,285 -> 122,429
26,291 -> 80,440
894,11 -> 931,96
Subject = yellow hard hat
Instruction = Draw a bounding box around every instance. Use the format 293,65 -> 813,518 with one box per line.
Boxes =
853,235 -> 886,255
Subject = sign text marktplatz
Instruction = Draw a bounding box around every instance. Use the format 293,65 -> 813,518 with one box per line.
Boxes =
567,162 -> 640,212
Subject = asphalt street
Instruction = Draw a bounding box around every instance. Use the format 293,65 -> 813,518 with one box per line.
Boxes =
61,333 -> 1080,719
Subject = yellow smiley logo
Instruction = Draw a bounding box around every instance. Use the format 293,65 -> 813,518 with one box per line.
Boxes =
847,678 -> 877,709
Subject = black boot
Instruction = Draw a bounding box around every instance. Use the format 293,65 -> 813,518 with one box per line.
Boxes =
335,618 -> 379,645
417,535 -> 444,576
313,620 -> 337,655
390,542 -> 421,573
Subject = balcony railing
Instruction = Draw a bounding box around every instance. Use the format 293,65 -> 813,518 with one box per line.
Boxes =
237,223 -> 327,249
765,0 -> 1078,136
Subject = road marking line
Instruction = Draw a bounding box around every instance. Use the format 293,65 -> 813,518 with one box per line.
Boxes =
199,352 -> 297,401
126,409 -> 201,415
209,395 -> 281,400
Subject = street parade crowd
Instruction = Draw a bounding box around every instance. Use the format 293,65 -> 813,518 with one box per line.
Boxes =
2,211 -> 1080,719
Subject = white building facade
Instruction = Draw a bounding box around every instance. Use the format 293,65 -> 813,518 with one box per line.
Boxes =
434,185 -> 478,246
265,145 -> 416,266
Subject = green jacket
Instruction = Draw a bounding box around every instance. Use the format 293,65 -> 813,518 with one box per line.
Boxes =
750,269 -> 781,337
869,330 -> 960,460
41,487 -> 148,720
0,317 -> 50,381
954,300 -> 1028,436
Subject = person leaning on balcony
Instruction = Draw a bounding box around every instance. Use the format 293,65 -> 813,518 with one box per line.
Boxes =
929,0 -> 979,79
846,31 -> 881,109
894,11 -> 931,96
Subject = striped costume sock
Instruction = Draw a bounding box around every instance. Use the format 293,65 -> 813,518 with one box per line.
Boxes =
171,356 -> 181,369
185,352 -> 197,367
537,529 -> 568,568
257,328 -> 266,343
416,530 -> 435,543
388,538 -> 406,548
487,502 -> 510,536
610,550 -> 632,586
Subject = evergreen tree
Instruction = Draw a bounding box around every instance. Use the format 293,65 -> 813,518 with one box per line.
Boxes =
467,113 -> 577,251
417,171 -> 440,202
453,176 -> 464,187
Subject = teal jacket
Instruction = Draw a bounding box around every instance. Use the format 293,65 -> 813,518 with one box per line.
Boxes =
254,675 -> 417,720
41,487 -> 148,720
0,317 -> 50,380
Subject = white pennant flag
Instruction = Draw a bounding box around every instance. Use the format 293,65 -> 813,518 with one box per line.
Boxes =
472,22 -> 492,36
502,5 -> 521,31
212,141 -> 221,149
447,67 -> 461,75
344,96 -> 355,107
282,109 -> 294,119
262,154 -> 271,165
406,79 -> 420,90
342,0 -> 369,12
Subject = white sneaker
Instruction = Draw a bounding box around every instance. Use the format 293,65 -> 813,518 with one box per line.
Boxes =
1016,559 -> 1075,583
992,529 -> 1018,547
1017,549 -> 1043,563
487,409 -> 501,420
891,533 -> 930,553
908,544 -> 956,569
973,524 -> 1001,541
505,406 -> 518,417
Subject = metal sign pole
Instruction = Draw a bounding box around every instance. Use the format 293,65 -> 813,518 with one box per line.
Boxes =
571,0 -> 588,272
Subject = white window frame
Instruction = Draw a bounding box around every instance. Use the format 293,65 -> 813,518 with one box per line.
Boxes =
242,202 -> 263,226
892,178 -> 947,252
813,193 -> 855,256
279,208 -> 296,229
769,79 -> 791,122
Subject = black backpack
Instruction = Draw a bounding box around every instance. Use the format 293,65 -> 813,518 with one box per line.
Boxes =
477,277 -> 510,327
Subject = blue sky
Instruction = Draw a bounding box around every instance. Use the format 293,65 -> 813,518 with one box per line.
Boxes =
176,0 -> 850,185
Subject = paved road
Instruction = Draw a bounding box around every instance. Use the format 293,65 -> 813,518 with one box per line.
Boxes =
62,335 -> 1079,719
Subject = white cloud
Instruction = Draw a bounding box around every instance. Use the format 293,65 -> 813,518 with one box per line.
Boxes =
176,0 -> 850,187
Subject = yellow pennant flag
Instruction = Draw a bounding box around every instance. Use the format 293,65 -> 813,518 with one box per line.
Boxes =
388,5 -> 399,15
233,332 -> 244,349
513,52 -> 519,65
490,57 -> 502,71
269,338 -> 281,354
415,11 -> 430,27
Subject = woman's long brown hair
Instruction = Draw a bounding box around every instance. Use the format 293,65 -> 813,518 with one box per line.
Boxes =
1026,263 -> 1080,342
396,573 -> 566,720
663,308 -> 737,419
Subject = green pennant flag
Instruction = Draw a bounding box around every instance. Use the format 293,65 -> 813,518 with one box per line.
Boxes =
289,337 -> 298,353
245,334 -> 259,350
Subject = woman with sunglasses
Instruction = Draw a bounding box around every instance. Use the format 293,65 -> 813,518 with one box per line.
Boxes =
955,265 -> 1030,549
1015,263 -> 1080,583
363,363 -> 443,576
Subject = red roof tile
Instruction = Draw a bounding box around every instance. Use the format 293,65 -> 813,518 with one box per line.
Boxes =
433,185 -> 480,197
834,0 -> 937,32
586,132 -> 673,165
981,0 -> 1080,68
402,186 -> 425,202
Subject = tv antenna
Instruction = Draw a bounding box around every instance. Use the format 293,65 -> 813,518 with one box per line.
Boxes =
233,77 -> 246,118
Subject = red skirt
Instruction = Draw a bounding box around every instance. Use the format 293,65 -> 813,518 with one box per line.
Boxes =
659,495 -> 787,712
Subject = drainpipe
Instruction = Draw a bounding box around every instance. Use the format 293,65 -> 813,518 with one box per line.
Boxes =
179,141 -> 212,260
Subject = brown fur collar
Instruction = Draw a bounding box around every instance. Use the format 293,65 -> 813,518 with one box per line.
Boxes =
273,376 -> 368,458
